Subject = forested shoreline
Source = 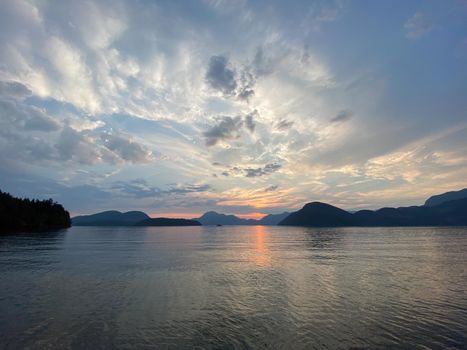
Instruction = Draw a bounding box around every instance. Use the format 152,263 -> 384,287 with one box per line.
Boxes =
0,191 -> 70,233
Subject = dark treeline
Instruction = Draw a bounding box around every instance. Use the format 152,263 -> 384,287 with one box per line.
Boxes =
0,190 -> 71,233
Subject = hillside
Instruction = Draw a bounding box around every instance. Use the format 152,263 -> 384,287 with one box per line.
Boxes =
0,190 -> 71,233
135,218 -> 201,226
424,188 -> 467,207
72,210 -> 150,226
195,211 -> 290,225
279,202 -> 355,227
279,198 -> 467,227
195,211 -> 257,225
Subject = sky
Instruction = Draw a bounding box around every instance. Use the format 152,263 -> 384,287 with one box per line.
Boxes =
0,0 -> 466,218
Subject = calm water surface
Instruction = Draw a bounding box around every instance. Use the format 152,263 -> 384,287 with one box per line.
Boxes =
0,226 -> 466,349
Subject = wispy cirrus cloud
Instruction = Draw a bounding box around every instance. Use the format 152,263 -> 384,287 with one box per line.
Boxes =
330,109 -> 353,123
404,12 -> 433,40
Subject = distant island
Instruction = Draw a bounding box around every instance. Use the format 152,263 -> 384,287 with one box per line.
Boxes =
279,190 -> 467,227
72,211 -> 201,226
72,210 -> 150,226
135,218 -> 201,226
0,190 -> 71,233
194,211 -> 289,226
72,210 -> 289,226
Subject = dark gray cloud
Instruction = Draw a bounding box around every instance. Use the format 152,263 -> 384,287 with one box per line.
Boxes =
264,185 -> 278,192
237,70 -> 256,102
0,98 -> 153,166
23,137 -> 56,160
101,133 -> 152,163
217,162 -> 281,178
275,119 -> 294,131
0,95 -> 62,165
206,55 -> 237,96
0,97 -> 60,132
237,88 -> 255,101
204,111 -> 258,146
244,110 -> 257,132
203,116 -> 244,146
244,163 -> 281,177
0,80 -> 32,100
330,109 -> 354,123
206,55 -> 257,102
56,126 -> 100,164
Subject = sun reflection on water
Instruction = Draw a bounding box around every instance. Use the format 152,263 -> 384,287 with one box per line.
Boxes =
254,225 -> 271,267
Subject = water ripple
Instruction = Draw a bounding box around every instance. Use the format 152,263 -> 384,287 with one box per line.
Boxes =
1,226 -> 466,349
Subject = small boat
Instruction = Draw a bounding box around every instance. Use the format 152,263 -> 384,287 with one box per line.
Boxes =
216,224 -> 223,227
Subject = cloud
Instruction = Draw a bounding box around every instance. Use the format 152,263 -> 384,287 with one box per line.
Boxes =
0,168 -> 114,213
56,126 -> 101,164
264,185 -> 278,192
206,54 -> 258,101
0,80 -> 59,133
0,81 -> 32,100
216,163 -> 282,178
101,133 -> 152,163
244,110 -> 257,132
330,109 -> 353,123
237,70 -> 256,102
237,88 -> 255,101
275,119 -> 294,131
203,111 -> 257,146
165,183 -> 211,195
203,116 -> 244,146
111,179 -> 161,198
0,97 -> 60,132
404,12 -> 433,39
244,163 -> 282,177
206,55 -> 237,96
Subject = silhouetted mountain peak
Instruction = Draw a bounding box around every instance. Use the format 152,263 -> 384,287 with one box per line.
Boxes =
72,210 -> 150,226
280,192 -> 467,227
279,201 -> 354,227
303,201 -> 344,210
258,212 -> 290,225
202,211 -> 220,216
425,188 -> 467,207
196,211 -> 255,225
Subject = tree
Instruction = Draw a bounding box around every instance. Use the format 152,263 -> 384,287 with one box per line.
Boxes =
0,190 -> 71,233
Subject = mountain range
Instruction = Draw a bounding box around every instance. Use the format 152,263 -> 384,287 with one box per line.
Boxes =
279,198 -> 467,227
72,210 -> 290,226
135,218 -> 201,226
72,210 -> 150,226
424,188 -> 467,207
71,188 -> 466,227
194,211 -> 290,226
